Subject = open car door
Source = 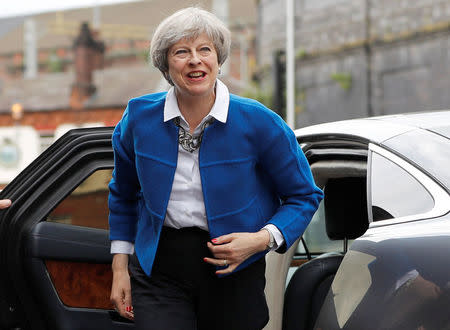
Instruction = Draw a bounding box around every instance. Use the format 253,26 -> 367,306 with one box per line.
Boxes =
0,127 -> 134,330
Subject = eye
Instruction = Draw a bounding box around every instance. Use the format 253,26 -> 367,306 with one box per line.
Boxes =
174,49 -> 188,55
200,46 -> 211,52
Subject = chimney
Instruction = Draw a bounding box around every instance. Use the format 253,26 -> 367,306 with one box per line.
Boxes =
70,22 -> 105,109
91,30 -> 106,70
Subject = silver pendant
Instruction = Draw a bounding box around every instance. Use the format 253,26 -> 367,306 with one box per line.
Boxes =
174,117 -> 214,153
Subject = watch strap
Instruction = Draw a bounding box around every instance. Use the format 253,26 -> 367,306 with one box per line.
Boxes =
262,228 -> 275,250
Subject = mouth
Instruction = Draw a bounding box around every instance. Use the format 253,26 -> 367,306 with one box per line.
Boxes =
187,71 -> 206,79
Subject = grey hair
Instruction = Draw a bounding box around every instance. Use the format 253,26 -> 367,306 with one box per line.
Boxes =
150,7 -> 231,85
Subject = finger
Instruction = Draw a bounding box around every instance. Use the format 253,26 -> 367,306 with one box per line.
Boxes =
116,306 -> 134,321
111,290 -> 128,318
124,311 -> 134,320
0,199 -> 11,209
110,293 -> 122,309
115,303 -> 127,318
211,233 -> 234,245
207,241 -> 232,257
215,264 -> 237,275
203,257 -> 230,267
115,298 -> 133,320
123,287 -> 132,316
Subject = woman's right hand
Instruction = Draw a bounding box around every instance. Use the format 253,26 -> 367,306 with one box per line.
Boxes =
110,254 -> 134,320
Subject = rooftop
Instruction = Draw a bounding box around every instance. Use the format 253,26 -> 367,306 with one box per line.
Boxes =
0,64 -> 246,113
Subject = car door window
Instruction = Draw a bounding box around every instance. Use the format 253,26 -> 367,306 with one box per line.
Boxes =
296,157 -> 368,257
370,152 -> 434,221
297,200 -> 345,255
46,169 -> 112,229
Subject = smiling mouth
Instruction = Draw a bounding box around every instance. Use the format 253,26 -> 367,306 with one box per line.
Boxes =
187,72 -> 206,78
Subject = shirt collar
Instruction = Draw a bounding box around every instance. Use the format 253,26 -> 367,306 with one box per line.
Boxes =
163,79 -> 229,124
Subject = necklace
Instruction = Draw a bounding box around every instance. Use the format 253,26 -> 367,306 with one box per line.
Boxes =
173,117 -> 214,153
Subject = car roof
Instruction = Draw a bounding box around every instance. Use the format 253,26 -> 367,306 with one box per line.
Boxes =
295,110 -> 450,144
295,110 -> 450,191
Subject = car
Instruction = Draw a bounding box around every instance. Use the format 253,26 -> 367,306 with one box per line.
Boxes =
1,111 -> 450,330
280,110 -> 450,330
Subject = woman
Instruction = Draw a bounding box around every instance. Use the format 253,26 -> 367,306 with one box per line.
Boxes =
109,7 -> 323,330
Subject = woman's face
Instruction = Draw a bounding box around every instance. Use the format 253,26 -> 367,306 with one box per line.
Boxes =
167,33 -> 219,99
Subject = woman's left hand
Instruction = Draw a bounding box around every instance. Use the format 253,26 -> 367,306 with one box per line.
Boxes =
204,230 -> 270,275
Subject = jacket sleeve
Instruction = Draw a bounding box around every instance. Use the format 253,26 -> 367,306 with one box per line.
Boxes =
257,111 -> 323,253
108,105 -> 141,242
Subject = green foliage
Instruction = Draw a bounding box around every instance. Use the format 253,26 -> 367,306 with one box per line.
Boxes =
296,48 -> 307,59
47,51 -> 63,73
107,49 -> 149,63
330,72 -> 352,90
138,50 -> 149,63
241,85 -> 273,108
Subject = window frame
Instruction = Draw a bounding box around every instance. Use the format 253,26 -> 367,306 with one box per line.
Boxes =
368,143 -> 450,228
295,137 -> 369,259
46,168 -> 113,230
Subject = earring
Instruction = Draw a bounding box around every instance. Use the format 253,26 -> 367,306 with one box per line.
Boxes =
218,67 -> 222,75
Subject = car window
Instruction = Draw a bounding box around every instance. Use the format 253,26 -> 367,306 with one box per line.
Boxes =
297,200 -> 346,255
46,169 -> 112,229
370,152 -> 434,221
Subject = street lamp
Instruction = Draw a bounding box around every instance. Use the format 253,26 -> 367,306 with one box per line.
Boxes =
10,102 -> 23,159
286,0 -> 295,129
11,103 -> 24,122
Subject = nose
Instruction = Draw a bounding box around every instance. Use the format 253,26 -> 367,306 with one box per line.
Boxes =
189,51 -> 201,65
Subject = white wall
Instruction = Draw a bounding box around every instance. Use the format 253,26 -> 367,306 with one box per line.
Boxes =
0,126 -> 40,184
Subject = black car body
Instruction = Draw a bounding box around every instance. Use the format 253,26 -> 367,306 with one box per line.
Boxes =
1,111 -> 450,330
283,111 -> 450,330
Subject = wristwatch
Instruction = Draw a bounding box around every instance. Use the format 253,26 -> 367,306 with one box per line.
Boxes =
264,228 -> 275,250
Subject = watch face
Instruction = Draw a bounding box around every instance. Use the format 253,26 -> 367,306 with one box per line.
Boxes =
0,137 -> 21,168
267,230 -> 275,249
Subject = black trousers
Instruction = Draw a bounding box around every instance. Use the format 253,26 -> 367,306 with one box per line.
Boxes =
129,226 -> 269,330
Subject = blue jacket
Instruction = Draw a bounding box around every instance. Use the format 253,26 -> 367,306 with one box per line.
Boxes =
108,92 -> 323,276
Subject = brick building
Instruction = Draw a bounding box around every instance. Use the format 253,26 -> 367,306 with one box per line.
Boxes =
0,0 -> 256,83
0,0 -> 256,184
0,20 -> 245,145
257,0 -> 450,127
0,1 -> 256,134
0,21 -> 162,145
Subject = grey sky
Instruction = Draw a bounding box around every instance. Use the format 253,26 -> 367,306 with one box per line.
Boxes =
0,0 -> 140,19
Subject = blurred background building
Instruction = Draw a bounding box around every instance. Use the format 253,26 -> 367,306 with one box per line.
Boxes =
257,0 -> 450,127
2,0 -> 450,185
0,0 -> 257,186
